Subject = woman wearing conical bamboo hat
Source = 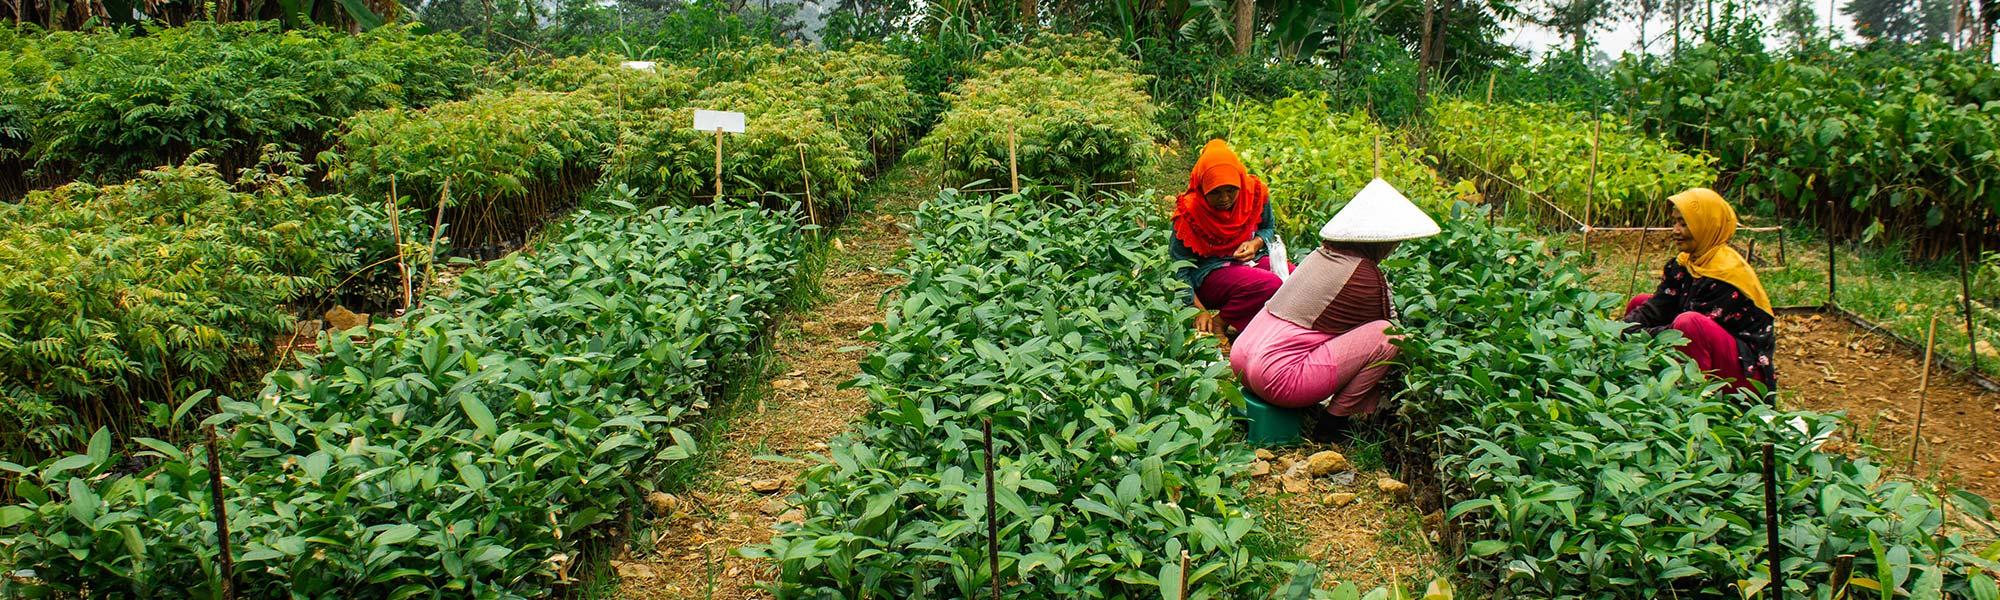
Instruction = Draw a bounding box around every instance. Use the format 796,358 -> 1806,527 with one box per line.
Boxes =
1229,179 -> 1439,429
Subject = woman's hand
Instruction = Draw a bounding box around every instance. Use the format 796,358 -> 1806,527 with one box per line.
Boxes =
1194,311 -> 1226,337
1232,238 -> 1265,262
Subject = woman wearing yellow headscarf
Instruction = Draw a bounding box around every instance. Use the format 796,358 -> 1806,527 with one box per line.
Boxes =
1623,188 -> 1777,392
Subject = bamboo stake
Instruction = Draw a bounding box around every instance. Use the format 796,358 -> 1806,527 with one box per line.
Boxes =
1584,118 -> 1600,258
1829,554 -> 1855,595
1961,233 -> 1979,375
204,391 -> 235,600
1826,201 -> 1837,309
983,418 -> 1001,600
1763,441 -> 1783,599
1008,124 -> 1020,195
713,128 -> 725,200
387,176 -> 410,311
1913,315 -> 1939,464
1485,71 -> 1496,103
1372,134 -> 1382,179
425,180 -> 448,291
798,145 -> 818,228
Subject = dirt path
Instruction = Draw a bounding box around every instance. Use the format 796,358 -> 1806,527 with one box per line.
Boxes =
614,165 -> 930,599
1246,442 -> 1448,591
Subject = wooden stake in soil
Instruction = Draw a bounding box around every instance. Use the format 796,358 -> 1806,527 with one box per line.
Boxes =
388,176 -> 410,311
1961,233 -> 1979,375
1825,200 -> 1837,309
1008,124 -> 1020,195
798,145 -> 819,228
426,180 -> 448,290
983,418 -> 1001,600
203,392 -> 235,600
1583,118 -> 1600,258
1762,441 -> 1783,599
1486,71 -> 1496,103
1913,315 -> 1939,464
1829,554 -> 1855,594
1372,134 -> 1382,180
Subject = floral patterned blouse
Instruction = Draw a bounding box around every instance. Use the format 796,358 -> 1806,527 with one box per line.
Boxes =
1624,259 -> 1778,389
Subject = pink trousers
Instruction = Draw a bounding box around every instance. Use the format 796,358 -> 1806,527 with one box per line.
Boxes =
1625,294 -> 1751,389
1229,309 -> 1398,416
1198,256 -> 1282,332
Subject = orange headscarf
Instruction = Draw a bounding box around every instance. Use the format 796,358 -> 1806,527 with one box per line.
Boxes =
1670,188 -> 1773,315
1172,140 -> 1270,257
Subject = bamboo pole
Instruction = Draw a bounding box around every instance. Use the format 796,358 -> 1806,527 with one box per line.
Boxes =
1961,233 -> 1979,375
1486,71 -> 1496,103
798,145 -> 818,228
204,390 -> 235,600
1372,134 -> 1382,179
714,128 -> 725,200
1913,315 -> 1939,464
425,180 -> 448,291
388,177 -> 410,311
1829,554 -> 1855,595
1826,201 -> 1837,309
1763,442 -> 1783,599
1008,124 -> 1020,195
1584,118 -> 1600,258
983,418 -> 1000,600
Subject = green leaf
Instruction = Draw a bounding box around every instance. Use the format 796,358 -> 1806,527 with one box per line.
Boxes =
375,524 -> 421,547
458,395 -> 497,439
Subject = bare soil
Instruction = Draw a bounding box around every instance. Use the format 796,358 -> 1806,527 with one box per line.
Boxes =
613,170 -> 926,599
1248,443 -> 1448,591
1780,313 -> 2000,498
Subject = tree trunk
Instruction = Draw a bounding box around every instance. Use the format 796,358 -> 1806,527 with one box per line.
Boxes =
1415,0 -> 1436,114
1232,0 -> 1253,55
1019,0 -> 1034,28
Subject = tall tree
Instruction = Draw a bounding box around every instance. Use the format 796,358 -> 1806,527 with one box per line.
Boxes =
1233,0 -> 1254,54
1772,0 -> 1819,46
1845,0 -> 1954,43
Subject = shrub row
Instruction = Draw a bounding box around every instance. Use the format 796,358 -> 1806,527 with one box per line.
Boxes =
1426,100 -> 1715,227
0,159 -> 413,466
1392,212 -> 1999,597
907,33 -> 1161,187
1198,91 -> 1463,243
324,89 -> 618,246
1622,44 -> 2000,254
603,44 -> 917,214
0,22 -> 484,199
750,191 -> 1312,597
0,202 -> 806,597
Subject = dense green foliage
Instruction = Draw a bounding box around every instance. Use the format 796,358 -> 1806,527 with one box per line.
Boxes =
1427,100 -> 1715,227
1622,43 -> 2000,253
604,44 -> 916,214
1198,92 -> 1462,243
326,89 -> 617,244
908,33 -> 1162,187
0,22 -> 484,198
752,191 -> 1313,597
1393,212 -> 2000,597
507,53 -> 702,117
0,160 -> 376,466
1,202 -> 806,597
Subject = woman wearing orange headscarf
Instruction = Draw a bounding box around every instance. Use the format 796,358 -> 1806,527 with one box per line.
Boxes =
1172,140 -> 1281,336
1623,188 -> 1777,393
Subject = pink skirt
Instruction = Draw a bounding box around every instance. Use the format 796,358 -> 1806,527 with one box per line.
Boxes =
1228,308 -> 1399,416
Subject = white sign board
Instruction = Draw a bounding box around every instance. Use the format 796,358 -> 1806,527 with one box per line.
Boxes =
619,60 -> 658,72
693,110 -> 746,134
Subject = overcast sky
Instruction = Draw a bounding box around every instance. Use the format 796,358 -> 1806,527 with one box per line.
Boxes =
1503,0 -> 1860,58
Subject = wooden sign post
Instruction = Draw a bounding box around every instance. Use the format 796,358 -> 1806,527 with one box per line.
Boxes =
692,110 -> 747,200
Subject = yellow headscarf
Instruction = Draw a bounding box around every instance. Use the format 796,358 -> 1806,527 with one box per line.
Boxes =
1669,188 -> 1773,315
